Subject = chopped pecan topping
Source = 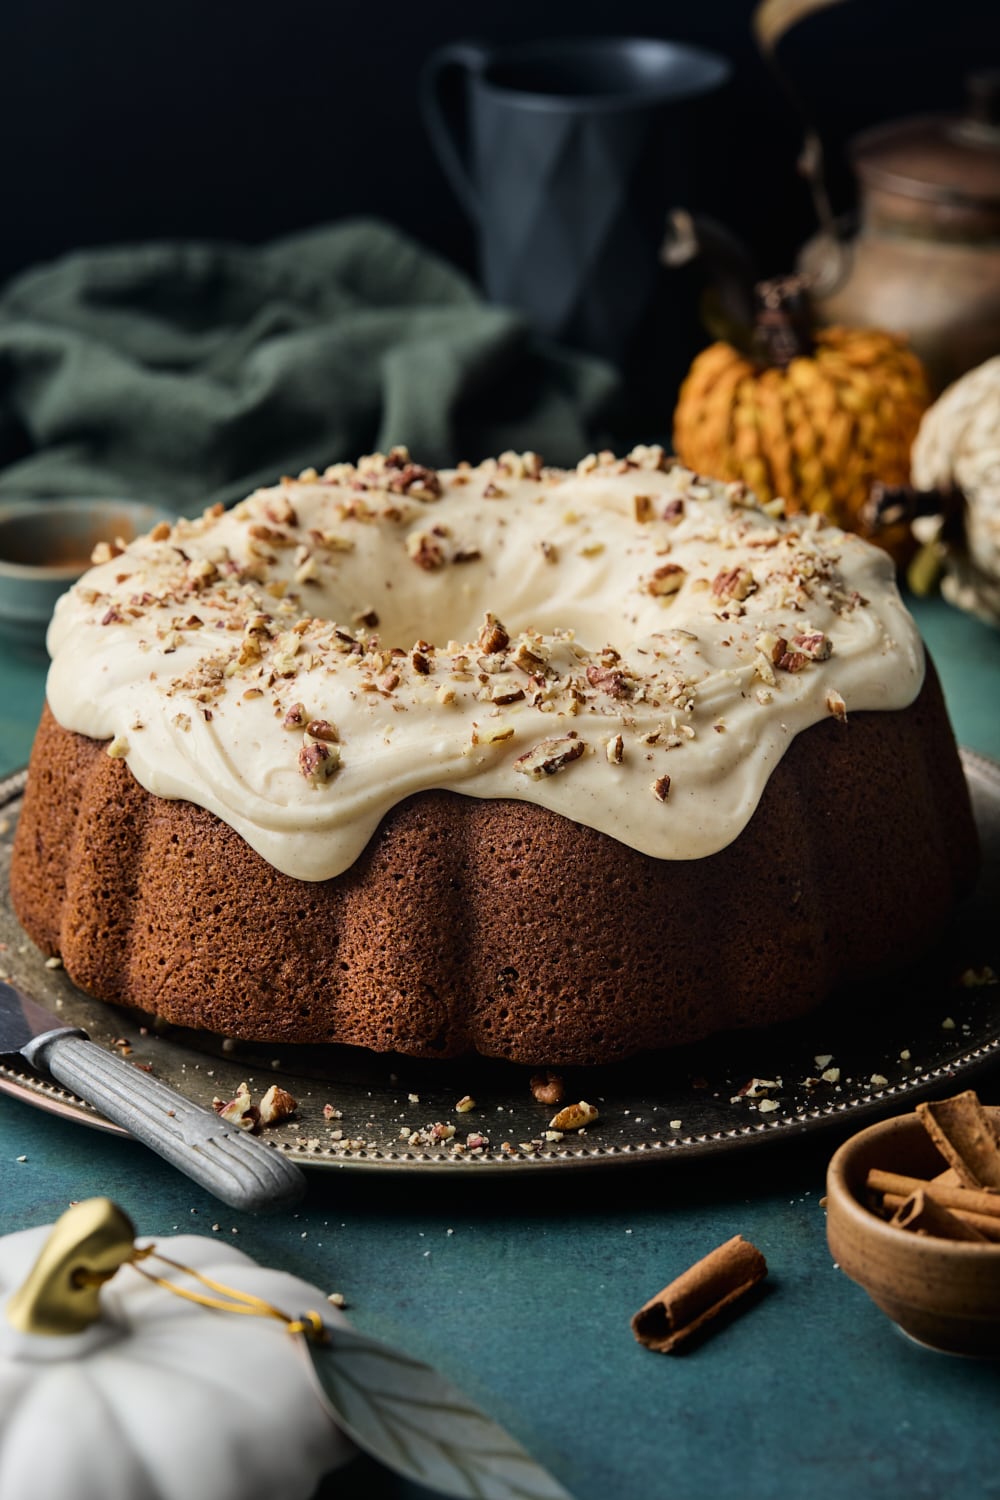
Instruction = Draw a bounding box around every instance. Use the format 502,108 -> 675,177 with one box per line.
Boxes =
283,702 -> 307,729
633,493 -> 654,523
305,718 -> 338,742
513,735 -> 585,779
310,530 -> 355,553
586,664 -> 632,699
777,650 -> 809,673
480,723 -> 515,745
299,740 -> 340,783
645,563 -> 687,598
265,495 -> 299,527
491,685 -> 525,705
248,523 -> 295,549
826,688 -> 848,722
606,734 -> 625,765
406,531 -> 445,570
712,566 -> 756,603
662,498 -> 685,523
91,539 -> 124,565
791,631 -> 832,661
389,462 -> 442,501
755,631 -> 787,665
511,640 -> 548,674
477,612 -> 510,654
651,774 -> 671,802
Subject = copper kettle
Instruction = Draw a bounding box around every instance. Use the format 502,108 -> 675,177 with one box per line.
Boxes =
798,72 -> 1000,393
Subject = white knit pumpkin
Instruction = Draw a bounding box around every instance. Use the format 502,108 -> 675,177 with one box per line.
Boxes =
912,355 -> 1000,587
0,1225 -> 354,1500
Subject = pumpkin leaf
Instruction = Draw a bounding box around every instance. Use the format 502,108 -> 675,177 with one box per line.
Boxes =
305,1324 -> 574,1500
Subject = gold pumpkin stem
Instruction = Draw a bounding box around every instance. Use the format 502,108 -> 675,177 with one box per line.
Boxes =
6,1198 -> 136,1336
753,274 -> 815,369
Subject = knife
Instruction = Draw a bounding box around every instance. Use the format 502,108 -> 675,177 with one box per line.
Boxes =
0,980 -> 306,1213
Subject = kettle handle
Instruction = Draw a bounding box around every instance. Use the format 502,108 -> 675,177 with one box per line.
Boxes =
420,41 -> 489,221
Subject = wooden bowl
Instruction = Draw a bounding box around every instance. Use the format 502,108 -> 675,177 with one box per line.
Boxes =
826,1107 -> 1000,1356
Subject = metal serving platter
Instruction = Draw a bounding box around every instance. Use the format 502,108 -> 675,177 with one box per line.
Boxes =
1,752 -> 998,1174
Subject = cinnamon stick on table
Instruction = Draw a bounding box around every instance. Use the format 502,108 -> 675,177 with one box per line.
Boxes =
631,1235 -> 767,1354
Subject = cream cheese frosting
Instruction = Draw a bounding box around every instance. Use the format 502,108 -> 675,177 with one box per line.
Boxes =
45,446 -> 925,881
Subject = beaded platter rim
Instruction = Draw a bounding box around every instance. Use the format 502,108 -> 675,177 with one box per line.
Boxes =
0,751 -> 998,1175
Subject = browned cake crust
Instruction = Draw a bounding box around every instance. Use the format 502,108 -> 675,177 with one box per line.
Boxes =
9,660 -> 979,1065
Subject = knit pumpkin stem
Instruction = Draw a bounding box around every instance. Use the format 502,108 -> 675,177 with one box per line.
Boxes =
753,275 -> 815,368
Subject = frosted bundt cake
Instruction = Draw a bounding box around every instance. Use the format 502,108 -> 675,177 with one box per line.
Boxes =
10,447 -> 979,1064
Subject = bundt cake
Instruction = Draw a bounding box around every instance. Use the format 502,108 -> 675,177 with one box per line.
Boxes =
10,447 -> 979,1064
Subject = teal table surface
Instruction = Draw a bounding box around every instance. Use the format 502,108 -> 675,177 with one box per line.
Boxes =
1,595 -> 1000,1500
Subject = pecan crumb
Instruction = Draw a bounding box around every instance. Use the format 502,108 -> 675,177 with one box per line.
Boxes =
258,1084 -> 298,1126
549,1101 -> 599,1131
530,1071 -> 565,1106
213,1082 -> 259,1131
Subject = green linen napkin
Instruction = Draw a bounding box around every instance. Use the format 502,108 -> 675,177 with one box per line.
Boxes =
0,220 -> 620,513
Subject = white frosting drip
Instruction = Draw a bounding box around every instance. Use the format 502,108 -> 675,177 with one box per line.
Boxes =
45,448 -> 925,880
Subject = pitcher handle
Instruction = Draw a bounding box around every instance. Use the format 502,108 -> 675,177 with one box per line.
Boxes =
420,41 -> 488,221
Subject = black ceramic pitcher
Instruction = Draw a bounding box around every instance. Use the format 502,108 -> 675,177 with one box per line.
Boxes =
421,36 -> 730,368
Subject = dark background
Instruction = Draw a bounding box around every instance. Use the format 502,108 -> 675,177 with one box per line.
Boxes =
1,0 -> 995,283
0,0 -> 992,295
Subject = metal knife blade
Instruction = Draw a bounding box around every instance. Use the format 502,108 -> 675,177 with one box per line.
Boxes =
0,980 -> 306,1213
0,980 -> 82,1058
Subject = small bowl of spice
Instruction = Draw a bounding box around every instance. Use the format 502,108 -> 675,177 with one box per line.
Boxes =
0,497 -> 176,654
826,1090 -> 1000,1356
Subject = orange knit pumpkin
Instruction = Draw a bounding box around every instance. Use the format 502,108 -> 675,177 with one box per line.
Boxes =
673,279 -> 930,558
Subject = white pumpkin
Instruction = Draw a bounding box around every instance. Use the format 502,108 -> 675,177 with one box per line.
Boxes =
0,1220 -> 355,1500
912,356 -> 1000,614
